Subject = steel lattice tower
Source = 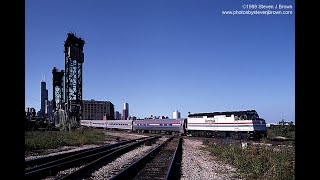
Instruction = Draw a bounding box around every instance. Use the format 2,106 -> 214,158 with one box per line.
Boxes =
52,67 -> 64,112
64,33 -> 85,123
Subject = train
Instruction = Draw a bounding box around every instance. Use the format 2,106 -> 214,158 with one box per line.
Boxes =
80,110 -> 267,140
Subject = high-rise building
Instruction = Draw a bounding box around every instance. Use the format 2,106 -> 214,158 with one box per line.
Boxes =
173,110 -> 181,119
114,111 -> 120,120
45,100 -> 54,119
122,103 -> 129,120
124,103 -> 129,112
122,109 -> 127,120
82,99 -> 114,120
40,80 -> 48,116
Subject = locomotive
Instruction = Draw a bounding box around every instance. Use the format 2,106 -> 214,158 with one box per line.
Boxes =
81,110 -> 267,140
186,110 -> 267,140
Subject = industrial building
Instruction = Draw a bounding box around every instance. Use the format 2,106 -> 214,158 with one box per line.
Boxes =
82,99 -> 114,120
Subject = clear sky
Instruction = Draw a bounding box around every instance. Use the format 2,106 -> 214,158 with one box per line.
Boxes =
25,0 -> 295,123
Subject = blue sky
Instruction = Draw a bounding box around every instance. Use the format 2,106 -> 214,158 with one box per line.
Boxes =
25,0 -> 295,123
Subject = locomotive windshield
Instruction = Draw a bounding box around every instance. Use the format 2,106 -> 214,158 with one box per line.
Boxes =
234,110 -> 260,120
244,110 -> 260,120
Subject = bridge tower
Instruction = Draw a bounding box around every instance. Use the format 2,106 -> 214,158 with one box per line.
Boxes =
64,32 -> 85,126
52,67 -> 64,111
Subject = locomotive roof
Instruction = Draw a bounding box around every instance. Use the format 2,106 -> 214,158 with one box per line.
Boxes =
188,110 -> 258,117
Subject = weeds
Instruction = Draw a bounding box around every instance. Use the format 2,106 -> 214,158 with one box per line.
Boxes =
25,128 -> 109,152
204,141 -> 295,180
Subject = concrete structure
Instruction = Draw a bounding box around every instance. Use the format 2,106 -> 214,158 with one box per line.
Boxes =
82,99 -> 114,120
173,110 -> 181,119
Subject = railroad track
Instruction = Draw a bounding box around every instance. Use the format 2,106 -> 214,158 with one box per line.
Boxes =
25,137 -> 148,169
25,136 -> 160,179
110,137 -> 182,180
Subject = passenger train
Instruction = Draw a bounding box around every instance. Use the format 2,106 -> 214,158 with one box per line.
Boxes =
81,110 -> 267,140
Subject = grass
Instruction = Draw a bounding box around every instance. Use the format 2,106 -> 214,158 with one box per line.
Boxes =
25,127 -> 110,152
203,140 -> 295,180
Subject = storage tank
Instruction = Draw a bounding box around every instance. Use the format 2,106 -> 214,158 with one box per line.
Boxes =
173,110 -> 181,119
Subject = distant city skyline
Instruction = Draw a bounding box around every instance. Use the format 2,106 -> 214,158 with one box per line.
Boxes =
26,0 -> 295,123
